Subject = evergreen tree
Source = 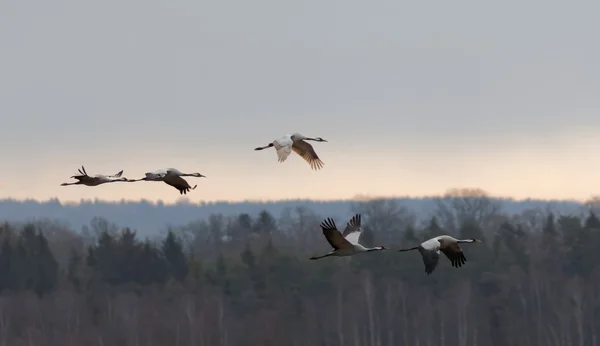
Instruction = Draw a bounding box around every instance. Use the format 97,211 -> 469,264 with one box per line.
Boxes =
161,230 -> 189,282
10,241 -> 28,291
33,231 -> 59,295
542,213 -> 558,242
584,210 -> 600,229
137,240 -> 168,285
403,225 -> 419,244
0,239 -> 13,292
117,228 -> 139,283
186,252 -> 203,286
211,252 -> 232,295
253,211 -> 277,235
237,213 -> 253,232
18,224 -> 39,291
89,230 -> 119,284
67,247 -> 82,288
241,243 -> 256,270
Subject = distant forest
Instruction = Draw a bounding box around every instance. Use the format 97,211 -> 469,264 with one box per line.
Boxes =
1,188 -> 600,345
0,188 -> 589,235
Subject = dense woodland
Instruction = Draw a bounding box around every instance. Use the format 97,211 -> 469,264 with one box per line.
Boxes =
2,189 -> 600,346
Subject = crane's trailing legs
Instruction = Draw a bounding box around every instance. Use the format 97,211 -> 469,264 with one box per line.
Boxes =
254,143 -> 274,150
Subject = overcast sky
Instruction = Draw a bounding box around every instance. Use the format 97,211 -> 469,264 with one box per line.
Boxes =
1,0 -> 599,204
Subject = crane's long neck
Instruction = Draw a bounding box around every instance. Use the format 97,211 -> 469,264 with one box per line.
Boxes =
127,178 -> 149,182
457,239 -> 475,243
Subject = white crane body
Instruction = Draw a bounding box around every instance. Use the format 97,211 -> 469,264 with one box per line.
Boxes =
254,132 -> 327,170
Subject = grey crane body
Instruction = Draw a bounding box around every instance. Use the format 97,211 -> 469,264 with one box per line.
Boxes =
127,168 -> 206,195
60,166 -> 127,187
398,235 -> 483,274
309,214 -> 387,260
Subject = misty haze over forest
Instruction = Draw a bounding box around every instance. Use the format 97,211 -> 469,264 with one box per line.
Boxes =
0,189 -> 589,236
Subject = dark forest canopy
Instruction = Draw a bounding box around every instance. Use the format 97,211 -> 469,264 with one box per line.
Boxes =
1,189 -> 600,345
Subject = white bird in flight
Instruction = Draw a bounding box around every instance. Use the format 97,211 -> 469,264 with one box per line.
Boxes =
398,235 -> 483,274
60,166 -> 128,187
254,133 -> 327,170
310,214 -> 387,260
127,168 -> 206,195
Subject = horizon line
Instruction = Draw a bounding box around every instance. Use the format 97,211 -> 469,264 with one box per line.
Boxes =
0,193 -> 594,206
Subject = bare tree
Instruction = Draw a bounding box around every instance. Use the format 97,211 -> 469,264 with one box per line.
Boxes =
433,188 -> 503,233
351,199 -> 416,244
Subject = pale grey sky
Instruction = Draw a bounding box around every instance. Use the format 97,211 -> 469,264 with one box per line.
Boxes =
1,0 -> 599,203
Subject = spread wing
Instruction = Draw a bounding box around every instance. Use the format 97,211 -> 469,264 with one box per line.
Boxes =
418,248 -> 440,275
110,170 -> 123,178
441,243 -> 467,268
292,140 -> 324,170
164,175 -> 197,195
71,165 -> 89,180
273,137 -> 293,163
275,144 -> 292,162
320,217 -> 352,250
342,214 -> 362,245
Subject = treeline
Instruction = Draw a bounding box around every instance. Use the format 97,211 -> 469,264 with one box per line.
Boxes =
1,190 -> 600,346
